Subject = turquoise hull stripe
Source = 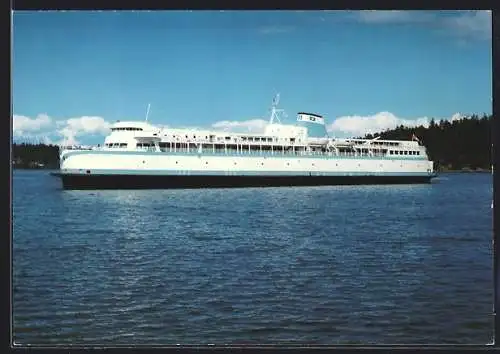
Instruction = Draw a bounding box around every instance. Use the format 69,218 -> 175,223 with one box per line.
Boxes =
62,149 -> 428,161
61,168 -> 435,177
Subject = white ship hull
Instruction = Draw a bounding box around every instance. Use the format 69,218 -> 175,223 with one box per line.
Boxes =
56,150 -> 436,189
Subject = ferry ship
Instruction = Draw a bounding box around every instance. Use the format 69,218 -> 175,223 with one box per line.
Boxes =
53,95 -> 437,189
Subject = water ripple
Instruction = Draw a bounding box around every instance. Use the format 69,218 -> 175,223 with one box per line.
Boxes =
12,171 -> 493,345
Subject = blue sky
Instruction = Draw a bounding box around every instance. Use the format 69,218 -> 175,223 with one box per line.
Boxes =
12,10 -> 492,145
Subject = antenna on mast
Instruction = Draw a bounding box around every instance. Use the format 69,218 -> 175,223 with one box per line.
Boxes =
269,93 -> 285,124
145,103 -> 151,122
273,93 -> 280,107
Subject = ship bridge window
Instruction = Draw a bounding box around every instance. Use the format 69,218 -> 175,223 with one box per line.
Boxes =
105,143 -> 128,148
111,127 -> 143,131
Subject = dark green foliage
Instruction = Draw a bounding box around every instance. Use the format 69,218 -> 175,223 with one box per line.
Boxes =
367,114 -> 492,171
12,143 -> 60,169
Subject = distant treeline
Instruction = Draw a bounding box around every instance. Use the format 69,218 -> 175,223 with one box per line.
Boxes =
12,114 -> 493,171
12,143 -> 60,169
362,114 -> 492,171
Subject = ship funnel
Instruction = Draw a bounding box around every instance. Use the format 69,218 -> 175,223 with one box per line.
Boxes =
296,112 -> 329,138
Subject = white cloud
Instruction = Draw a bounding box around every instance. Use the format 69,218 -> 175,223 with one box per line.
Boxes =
327,111 -> 467,138
327,111 -> 431,138
211,118 -> 268,133
42,135 -> 54,145
56,116 -> 111,146
450,113 -> 464,122
357,10 -> 431,24
13,114 -> 52,136
13,133 -> 54,145
13,114 -> 112,146
442,10 -> 491,41
355,10 -> 491,41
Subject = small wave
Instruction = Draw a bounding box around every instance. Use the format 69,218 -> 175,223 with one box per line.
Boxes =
431,235 -> 478,243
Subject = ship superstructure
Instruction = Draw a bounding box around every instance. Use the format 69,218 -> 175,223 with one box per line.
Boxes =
55,95 -> 436,189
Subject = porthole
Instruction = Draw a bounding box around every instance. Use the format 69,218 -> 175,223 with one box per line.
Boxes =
176,161 -> 178,164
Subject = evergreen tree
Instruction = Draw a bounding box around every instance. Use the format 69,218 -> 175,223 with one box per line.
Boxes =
370,114 -> 492,171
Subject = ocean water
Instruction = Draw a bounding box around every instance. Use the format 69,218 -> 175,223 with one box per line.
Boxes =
12,170 -> 494,345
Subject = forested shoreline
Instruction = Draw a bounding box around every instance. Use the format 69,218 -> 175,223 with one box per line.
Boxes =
12,143 -> 60,169
361,114 -> 492,171
12,114 -> 492,172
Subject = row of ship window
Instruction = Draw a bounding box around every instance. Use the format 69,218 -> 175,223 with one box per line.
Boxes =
167,135 -> 291,143
105,143 -> 127,147
390,150 -> 420,155
113,130 -> 294,143
106,143 -> 423,157
110,127 -> 143,131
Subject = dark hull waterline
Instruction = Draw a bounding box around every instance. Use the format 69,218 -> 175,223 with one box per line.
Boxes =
53,173 -> 435,190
